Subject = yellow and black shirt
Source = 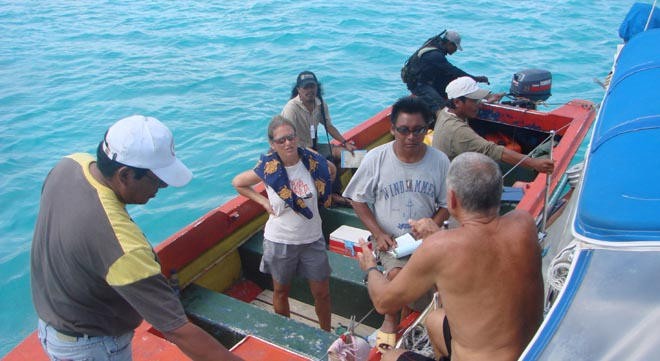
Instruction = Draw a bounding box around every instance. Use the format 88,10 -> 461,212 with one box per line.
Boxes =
31,154 -> 187,336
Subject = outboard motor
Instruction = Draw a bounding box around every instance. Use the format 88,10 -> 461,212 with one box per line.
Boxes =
503,69 -> 552,110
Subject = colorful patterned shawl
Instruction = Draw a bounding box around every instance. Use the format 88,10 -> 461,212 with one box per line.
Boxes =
253,147 -> 332,219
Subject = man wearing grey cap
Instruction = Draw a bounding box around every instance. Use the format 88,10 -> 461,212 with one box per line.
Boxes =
31,115 -> 243,361
403,30 -> 490,121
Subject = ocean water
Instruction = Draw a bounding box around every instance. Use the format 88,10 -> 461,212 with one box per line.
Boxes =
0,0 -> 638,356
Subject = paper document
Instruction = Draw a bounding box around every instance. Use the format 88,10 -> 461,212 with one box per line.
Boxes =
341,150 -> 367,168
389,233 -> 422,258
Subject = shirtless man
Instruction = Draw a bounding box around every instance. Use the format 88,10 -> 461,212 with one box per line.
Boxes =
357,152 -> 544,361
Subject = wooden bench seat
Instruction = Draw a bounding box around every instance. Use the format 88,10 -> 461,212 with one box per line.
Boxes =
181,283 -> 337,359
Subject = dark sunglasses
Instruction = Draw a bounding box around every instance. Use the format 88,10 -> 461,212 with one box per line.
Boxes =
394,126 -> 428,136
272,134 -> 297,144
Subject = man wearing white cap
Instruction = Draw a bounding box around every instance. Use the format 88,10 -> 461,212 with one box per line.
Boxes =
403,30 -> 490,120
31,115 -> 243,361
432,77 -> 555,174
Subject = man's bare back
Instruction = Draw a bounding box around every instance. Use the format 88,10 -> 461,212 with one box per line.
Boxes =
359,152 -> 544,361
422,210 -> 543,360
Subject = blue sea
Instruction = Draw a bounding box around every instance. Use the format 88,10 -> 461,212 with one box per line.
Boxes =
0,0 -> 638,356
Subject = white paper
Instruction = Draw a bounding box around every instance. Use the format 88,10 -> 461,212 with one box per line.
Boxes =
341,150 -> 367,168
390,233 -> 422,258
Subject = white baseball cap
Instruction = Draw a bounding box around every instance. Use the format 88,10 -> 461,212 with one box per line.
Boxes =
446,76 -> 490,100
444,31 -> 463,51
102,115 -> 192,187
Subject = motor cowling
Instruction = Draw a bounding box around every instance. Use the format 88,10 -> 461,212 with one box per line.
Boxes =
509,69 -> 552,102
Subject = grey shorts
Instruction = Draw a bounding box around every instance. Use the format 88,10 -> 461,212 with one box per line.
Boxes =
260,237 -> 331,284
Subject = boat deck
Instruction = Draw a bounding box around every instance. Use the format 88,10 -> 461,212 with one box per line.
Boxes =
251,289 -> 377,338
173,205 -> 382,359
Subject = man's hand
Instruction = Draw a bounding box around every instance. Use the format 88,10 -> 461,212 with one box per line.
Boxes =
474,75 -> 490,85
343,141 -> 357,154
165,322 -> 245,361
357,238 -> 378,271
373,232 -> 396,251
409,218 -> 441,239
486,92 -> 505,103
531,158 -> 555,174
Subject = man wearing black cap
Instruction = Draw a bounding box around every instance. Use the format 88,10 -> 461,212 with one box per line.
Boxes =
403,30 -> 490,121
281,71 -> 357,158
282,71 -> 357,205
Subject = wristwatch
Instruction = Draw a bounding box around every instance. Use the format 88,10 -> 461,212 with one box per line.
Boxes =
363,266 -> 381,285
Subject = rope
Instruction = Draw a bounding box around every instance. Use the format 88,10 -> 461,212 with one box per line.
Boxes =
316,307 -> 376,361
357,307 -> 376,325
645,0 -> 658,31
401,324 -> 435,358
501,129 -> 564,179
545,241 -> 578,313
395,293 -> 439,357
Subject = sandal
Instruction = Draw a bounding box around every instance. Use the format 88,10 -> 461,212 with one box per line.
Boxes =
375,330 -> 396,354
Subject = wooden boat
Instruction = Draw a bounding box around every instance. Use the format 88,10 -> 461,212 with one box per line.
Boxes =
4,83 -> 600,361
520,26 -> 660,361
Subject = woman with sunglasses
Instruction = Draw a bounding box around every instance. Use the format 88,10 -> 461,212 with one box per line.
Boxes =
232,115 -> 336,331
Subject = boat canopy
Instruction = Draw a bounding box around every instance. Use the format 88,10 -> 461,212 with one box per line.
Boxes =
522,25 -> 660,361
618,2 -> 660,42
573,28 -> 660,243
523,248 -> 660,360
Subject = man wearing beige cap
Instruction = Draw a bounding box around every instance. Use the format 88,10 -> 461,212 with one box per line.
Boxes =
403,30 -> 490,120
432,77 -> 555,174
31,115 -> 243,361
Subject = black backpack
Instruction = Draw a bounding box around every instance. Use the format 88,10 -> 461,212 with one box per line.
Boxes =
401,31 -> 446,90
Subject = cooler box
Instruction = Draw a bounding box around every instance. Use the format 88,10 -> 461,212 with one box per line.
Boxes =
329,225 -> 371,257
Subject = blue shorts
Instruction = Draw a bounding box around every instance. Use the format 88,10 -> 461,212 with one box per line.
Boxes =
38,319 -> 134,361
260,237 -> 331,284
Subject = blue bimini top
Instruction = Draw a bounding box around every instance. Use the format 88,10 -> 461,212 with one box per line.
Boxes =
618,2 -> 660,42
573,28 -> 660,243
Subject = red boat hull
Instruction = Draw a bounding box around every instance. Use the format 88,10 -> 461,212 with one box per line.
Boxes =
3,100 -> 596,361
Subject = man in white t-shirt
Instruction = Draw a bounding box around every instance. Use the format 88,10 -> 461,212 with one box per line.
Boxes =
343,96 -> 450,352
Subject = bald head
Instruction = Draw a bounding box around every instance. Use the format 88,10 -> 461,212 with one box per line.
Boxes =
447,152 -> 502,214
